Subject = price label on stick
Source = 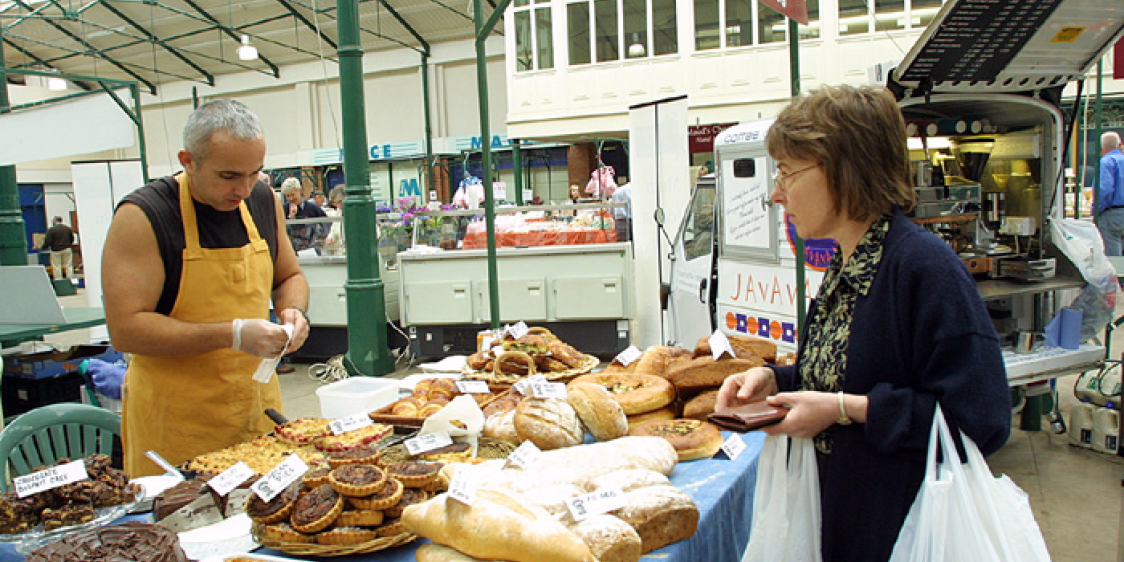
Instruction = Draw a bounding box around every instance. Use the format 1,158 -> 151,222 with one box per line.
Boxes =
14,459 -> 89,498
507,321 -> 530,339
456,380 -> 491,394
329,412 -> 373,435
514,374 -> 547,396
448,466 -> 481,505
208,462 -> 254,497
614,345 -> 642,367
709,330 -> 735,360
531,381 -> 567,399
721,434 -> 747,461
405,431 -> 454,456
252,454 -> 309,503
506,440 -> 542,469
566,487 -> 626,521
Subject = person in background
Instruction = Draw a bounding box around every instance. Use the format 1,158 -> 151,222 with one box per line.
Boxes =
610,183 -> 632,241
311,190 -> 326,208
281,177 -> 327,253
41,216 -> 75,280
102,99 -> 310,477
1097,131 -> 1124,256
322,186 -> 346,256
717,85 -> 1009,562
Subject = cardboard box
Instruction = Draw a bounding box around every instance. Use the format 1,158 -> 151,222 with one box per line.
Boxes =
3,344 -> 124,380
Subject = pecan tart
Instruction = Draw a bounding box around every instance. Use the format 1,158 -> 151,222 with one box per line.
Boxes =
263,521 -> 316,544
348,478 -> 403,511
375,517 -> 407,537
245,482 -> 301,525
289,484 -> 343,534
386,461 -> 440,489
384,488 -> 429,519
326,445 -> 381,469
274,418 -> 331,445
302,467 -> 331,488
316,526 -> 378,545
328,464 -> 387,497
337,509 -> 385,527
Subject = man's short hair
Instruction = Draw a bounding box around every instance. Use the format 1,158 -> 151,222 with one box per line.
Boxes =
183,99 -> 264,164
52,216 -> 63,223
280,177 -> 302,196
1103,132 -> 1122,151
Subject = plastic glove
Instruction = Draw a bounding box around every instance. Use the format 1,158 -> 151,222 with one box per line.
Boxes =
87,358 -> 126,399
234,318 -> 290,358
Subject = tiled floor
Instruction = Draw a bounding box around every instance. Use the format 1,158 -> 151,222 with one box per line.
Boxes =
43,290 -> 1124,560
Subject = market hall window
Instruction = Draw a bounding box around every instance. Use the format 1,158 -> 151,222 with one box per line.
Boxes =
696,0 -> 819,50
838,0 -> 942,36
515,0 -> 554,71
569,0 -> 678,65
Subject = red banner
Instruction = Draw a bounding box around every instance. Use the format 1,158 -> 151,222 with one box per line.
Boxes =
689,123 -> 737,154
758,0 -> 808,25
1116,37 -> 1124,80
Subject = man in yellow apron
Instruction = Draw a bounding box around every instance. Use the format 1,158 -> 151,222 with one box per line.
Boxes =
102,100 -> 311,477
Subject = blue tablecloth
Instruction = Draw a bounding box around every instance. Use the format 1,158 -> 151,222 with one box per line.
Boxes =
0,431 -> 765,562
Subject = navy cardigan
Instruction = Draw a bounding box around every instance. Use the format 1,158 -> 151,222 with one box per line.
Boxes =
771,209 -> 1011,562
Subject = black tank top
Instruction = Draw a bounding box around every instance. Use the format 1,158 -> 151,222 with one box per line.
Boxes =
118,175 -> 279,316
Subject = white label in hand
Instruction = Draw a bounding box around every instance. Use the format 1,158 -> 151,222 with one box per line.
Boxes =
456,380 -> 491,394
506,440 -> 542,469
329,413 -> 374,435
15,459 -> 88,498
566,486 -> 626,521
447,466 -> 481,505
709,330 -> 735,360
507,321 -> 530,339
614,345 -> 643,367
531,381 -> 567,399
208,462 -> 254,497
720,433 -> 747,460
252,454 -> 309,503
405,431 -> 454,455
253,324 -> 295,383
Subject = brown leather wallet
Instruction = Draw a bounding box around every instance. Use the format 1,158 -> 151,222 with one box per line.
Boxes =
708,401 -> 788,432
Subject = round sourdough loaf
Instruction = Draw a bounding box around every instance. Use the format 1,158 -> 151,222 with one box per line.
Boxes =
568,373 -> 675,415
483,409 -> 520,444
514,398 -> 583,450
627,419 -> 723,462
567,383 -> 629,441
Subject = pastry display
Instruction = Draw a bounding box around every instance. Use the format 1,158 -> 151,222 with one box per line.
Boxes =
326,444 -> 380,468
385,488 -> 429,518
0,493 -> 44,534
375,379 -> 504,425
464,329 -> 599,383
627,419 -> 724,461
568,373 -> 676,415
315,423 -> 394,452
349,477 -> 404,510
26,521 -> 187,562
187,434 -> 327,475
0,454 -> 138,536
566,382 -> 629,441
290,484 -> 344,533
329,464 -> 388,497
387,462 -> 441,488
316,526 -> 379,545
274,418 -> 331,445
262,521 -> 316,544
303,467 -> 332,487
337,508 -> 385,527
514,397 -> 584,450
244,481 -> 300,525
40,503 -> 94,531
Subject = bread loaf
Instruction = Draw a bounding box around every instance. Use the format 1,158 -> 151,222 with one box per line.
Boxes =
402,490 -> 596,562
627,419 -> 724,461
567,383 -> 628,441
625,404 -> 677,430
616,485 -> 699,553
589,469 -> 671,494
634,346 -> 692,378
683,390 -> 719,421
692,334 -> 777,363
665,357 -> 762,397
525,483 -> 587,522
483,410 -> 519,445
567,514 -> 642,562
567,373 -> 676,415
416,543 -> 499,562
514,398 -> 583,450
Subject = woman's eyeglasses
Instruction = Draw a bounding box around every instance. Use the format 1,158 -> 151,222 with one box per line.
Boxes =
771,164 -> 818,192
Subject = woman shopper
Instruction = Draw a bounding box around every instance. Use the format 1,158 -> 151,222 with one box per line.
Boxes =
717,84 -> 1010,562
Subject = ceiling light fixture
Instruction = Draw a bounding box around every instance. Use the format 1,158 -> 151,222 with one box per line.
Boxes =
237,35 -> 258,61
627,33 -> 646,58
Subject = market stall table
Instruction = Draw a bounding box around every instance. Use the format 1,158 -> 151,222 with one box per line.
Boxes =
0,431 -> 764,562
0,308 -> 105,348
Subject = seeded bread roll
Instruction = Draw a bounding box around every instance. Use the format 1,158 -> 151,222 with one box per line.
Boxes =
514,398 -> 584,450
567,514 -> 643,562
692,334 -> 777,363
616,485 -> 699,553
627,419 -> 724,462
665,357 -> 762,397
567,373 -> 676,415
567,383 -> 629,442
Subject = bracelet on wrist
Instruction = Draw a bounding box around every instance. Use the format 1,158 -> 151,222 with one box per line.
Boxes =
286,307 -> 310,325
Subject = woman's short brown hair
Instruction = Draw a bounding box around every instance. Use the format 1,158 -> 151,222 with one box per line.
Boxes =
766,85 -> 915,221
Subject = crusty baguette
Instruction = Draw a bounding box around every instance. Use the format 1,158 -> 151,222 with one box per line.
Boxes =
616,485 -> 699,553
402,490 -> 596,562
665,357 -> 762,397
693,334 -> 777,363
568,514 -> 642,562
416,543 -> 500,562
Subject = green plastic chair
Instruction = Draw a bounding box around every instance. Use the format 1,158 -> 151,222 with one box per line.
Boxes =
0,403 -> 121,493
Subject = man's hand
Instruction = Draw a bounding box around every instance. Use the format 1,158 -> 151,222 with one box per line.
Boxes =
288,204 -> 298,219
237,319 -> 292,358
277,308 -> 310,352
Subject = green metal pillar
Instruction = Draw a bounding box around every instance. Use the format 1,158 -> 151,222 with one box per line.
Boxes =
422,53 -> 435,200
338,0 -> 393,375
475,0 -> 501,328
789,18 -> 806,329
513,139 -> 524,205
1094,61 -> 1103,225
0,36 -> 27,266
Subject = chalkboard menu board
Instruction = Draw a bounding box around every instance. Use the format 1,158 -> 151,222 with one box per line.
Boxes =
897,0 -> 1063,84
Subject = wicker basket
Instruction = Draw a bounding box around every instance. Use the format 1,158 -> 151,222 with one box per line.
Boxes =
374,437 -> 518,467
252,522 -> 416,556
463,354 -> 599,383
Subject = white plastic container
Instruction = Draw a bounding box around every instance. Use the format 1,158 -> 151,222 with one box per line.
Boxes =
316,377 -> 399,419
1093,404 -> 1120,454
1068,401 -> 1096,448
1075,370 -> 1122,406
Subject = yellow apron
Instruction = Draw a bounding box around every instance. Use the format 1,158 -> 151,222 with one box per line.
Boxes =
122,174 -> 283,477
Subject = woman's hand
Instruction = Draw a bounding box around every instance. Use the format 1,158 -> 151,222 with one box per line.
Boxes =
716,367 -> 779,410
762,391 -> 842,438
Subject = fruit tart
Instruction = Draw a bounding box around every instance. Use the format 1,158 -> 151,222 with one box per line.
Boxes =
274,418 -> 331,445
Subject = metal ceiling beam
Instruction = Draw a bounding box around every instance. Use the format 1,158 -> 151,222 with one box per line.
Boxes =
272,0 -> 338,50
9,0 -> 156,93
179,0 -> 280,78
99,1 -> 214,85
376,0 -> 428,54
2,37 -> 93,90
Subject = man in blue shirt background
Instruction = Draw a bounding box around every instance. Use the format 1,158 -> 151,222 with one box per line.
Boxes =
1097,131 -> 1124,255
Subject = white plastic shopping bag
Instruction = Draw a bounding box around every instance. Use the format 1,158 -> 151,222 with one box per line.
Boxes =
742,434 -> 822,562
889,405 -> 1051,562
